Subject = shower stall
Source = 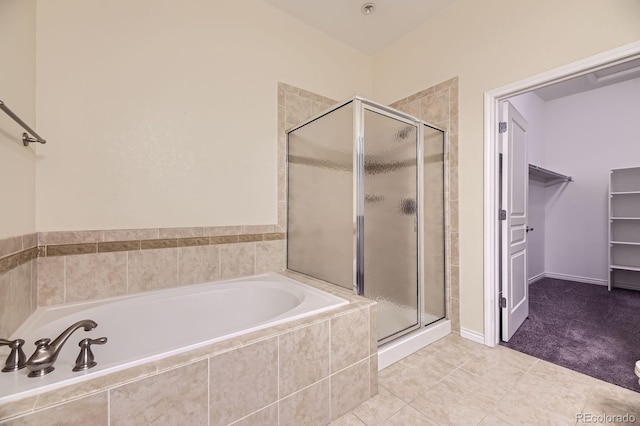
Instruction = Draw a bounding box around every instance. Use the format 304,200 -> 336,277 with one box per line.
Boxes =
286,97 -> 448,355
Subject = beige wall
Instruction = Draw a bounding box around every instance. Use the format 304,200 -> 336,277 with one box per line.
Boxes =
35,0 -> 372,232
372,0 -> 640,334
0,0 -> 36,239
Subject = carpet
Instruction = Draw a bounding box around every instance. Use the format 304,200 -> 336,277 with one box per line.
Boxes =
500,277 -> 640,392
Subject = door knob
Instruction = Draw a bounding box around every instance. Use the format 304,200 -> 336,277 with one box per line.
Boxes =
526,226 -> 534,233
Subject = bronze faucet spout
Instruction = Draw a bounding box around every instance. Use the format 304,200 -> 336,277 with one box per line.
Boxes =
26,319 -> 97,377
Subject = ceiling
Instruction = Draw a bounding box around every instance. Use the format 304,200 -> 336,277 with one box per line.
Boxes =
261,0 -> 458,55
534,58 -> 640,102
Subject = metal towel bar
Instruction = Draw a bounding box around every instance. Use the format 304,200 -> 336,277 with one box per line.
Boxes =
0,100 -> 46,146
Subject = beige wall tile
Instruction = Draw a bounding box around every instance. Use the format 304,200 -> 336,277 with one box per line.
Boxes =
279,378 -> 330,426
204,226 -> 243,236
178,245 -> 219,286
279,320 -> 330,397
331,307 -> 370,373
158,227 -> 203,238
241,225 -> 275,234
419,90 -> 449,124
37,257 -> 66,306
370,354 -> 378,397
209,338 -> 278,426
0,236 -> 22,258
331,358 -> 370,420
450,101 -> 459,135
35,364 -> 158,410
110,360 -> 208,426
45,243 -> 97,257
255,240 -> 285,274
219,243 -> 255,280
4,392 -> 108,426
30,259 -> 37,315
98,241 -> 141,253
278,167 -> 286,203
450,297 -> 460,332
285,92 -> 313,126
278,201 -> 286,230
0,395 -> 38,423
38,230 -> 103,245
65,252 -> 127,303
231,403 -> 278,426
0,271 -> 12,337
128,248 -> 178,293
23,233 -> 37,249
450,265 -> 460,300
370,304 -> 378,354
103,228 -> 159,242
36,256 -> 64,307
11,262 -> 32,329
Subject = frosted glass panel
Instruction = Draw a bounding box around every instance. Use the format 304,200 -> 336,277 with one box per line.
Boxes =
287,103 -> 354,289
362,109 -> 419,341
423,125 -> 446,325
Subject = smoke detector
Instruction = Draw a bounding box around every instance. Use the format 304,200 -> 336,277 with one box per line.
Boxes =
361,3 -> 376,15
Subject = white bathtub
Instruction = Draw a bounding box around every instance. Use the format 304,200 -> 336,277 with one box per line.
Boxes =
0,273 -> 348,403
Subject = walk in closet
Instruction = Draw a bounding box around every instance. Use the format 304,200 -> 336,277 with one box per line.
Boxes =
609,166 -> 640,291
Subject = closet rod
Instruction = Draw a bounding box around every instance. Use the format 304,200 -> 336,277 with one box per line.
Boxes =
0,100 -> 46,146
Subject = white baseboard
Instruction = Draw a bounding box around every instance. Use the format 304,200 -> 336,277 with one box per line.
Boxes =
543,272 -> 607,286
460,328 -> 485,344
527,272 -> 545,285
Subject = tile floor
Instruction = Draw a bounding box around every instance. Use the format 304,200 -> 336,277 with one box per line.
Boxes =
332,334 -> 640,425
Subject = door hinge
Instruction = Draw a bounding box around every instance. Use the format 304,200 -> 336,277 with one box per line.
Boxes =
500,297 -> 507,308
499,122 -> 507,133
499,209 -> 507,220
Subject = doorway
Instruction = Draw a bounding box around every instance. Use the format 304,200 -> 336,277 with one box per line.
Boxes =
484,41 -> 640,346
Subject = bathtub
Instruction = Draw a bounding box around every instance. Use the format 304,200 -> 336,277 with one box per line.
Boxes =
0,272 -> 348,404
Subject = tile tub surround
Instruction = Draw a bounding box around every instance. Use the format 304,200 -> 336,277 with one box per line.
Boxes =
0,271 -> 378,425
0,233 -> 38,338
35,226 -> 286,306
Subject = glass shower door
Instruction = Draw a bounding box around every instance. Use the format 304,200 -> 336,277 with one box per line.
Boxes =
362,108 -> 420,343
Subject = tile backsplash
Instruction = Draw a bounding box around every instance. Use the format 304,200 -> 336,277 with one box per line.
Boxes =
0,226 -> 286,338
0,234 -> 38,338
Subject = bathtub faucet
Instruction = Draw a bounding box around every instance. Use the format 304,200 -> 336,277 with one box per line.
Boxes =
26,319 -> 97,377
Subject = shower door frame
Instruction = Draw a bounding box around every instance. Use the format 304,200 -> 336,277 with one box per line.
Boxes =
356,99 -> 424,345
286,96 -> 447,346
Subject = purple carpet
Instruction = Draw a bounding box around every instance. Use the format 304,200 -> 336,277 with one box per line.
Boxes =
501,278 -> 640,392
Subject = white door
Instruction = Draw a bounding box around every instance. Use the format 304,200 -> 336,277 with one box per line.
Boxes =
501,101 -> 529,341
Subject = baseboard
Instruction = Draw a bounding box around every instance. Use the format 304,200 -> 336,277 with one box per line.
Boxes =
460,328 -> 485,344
542,272 -> 607,286
527,272 -> 545,285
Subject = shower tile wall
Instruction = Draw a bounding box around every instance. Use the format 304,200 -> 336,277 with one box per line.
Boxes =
277,83 -> 338,231
389,77 -> 460,332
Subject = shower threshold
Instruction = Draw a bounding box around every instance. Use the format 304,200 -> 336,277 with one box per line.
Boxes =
377,318 -> 451,370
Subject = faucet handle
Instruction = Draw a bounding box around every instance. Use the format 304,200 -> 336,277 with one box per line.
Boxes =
73,337 -> 107,372
0,338 -> 27,372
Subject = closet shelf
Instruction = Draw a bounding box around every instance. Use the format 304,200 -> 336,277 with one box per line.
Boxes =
528,164 -> 573,186
611,265 -> 640,272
